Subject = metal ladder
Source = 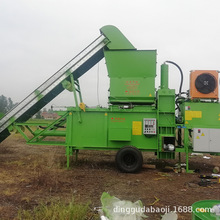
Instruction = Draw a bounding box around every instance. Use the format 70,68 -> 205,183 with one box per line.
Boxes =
0,34 -> 108,143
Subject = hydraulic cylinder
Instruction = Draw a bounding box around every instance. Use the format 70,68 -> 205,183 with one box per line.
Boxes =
161,63 -> 169,89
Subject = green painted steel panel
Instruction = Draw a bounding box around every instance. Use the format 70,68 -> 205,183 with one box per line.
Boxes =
158,114 -> 175,126
156,88 -> 176,159
104,50 -> 157,103
109,78 -> 155,103
105,50 -> 156,78
157,89 -> 176,127
181,102 -> 220,128
66,111 -> 107,148
157,89 -> 175,113
100,25 -> 136,50
109,128 -> 131,141
108,111 -> 157,150
66,107 -> 158,151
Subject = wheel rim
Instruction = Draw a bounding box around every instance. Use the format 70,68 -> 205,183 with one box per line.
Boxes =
123,153 -> 136,167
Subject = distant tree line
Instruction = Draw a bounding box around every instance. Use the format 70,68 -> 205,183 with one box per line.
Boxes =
35,108 -> 54,119
0,95 -> 53,119
0,95 -> 17,114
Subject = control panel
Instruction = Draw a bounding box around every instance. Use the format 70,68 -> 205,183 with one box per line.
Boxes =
193,128 -> 220,153
143,118 -> 157,135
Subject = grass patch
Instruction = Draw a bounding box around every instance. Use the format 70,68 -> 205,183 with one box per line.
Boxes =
17,198 -> 98,220
0,170 -> 16,184
6,160 -> 26,167
3,188 -> 18,196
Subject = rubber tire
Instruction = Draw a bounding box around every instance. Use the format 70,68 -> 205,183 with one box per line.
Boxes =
115,146 -> 143,173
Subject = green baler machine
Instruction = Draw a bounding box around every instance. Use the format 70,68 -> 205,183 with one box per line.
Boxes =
0,25 -> 219,173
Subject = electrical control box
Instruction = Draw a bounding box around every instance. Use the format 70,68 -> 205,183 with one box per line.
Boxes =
193,128 -> 220,153
143,118 -> 157,135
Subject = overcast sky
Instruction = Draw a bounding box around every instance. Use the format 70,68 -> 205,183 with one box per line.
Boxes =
1,0 -> 220,108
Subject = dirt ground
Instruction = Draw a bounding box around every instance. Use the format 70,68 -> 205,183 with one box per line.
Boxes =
0,134 -> 220,220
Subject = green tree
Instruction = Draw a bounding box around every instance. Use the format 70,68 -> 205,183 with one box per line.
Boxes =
0,95 -> 16,114
0,95 -> 7,113
35,110 -> 42,119
7,97 -> 14,111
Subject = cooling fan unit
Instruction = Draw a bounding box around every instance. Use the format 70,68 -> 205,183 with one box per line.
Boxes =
190,70 -> 219,99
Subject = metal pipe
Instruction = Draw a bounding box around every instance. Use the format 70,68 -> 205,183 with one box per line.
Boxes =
161,63 -> 169,89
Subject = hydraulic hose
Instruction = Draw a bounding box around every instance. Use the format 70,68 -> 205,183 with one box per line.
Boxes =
165,61 -> 183,96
